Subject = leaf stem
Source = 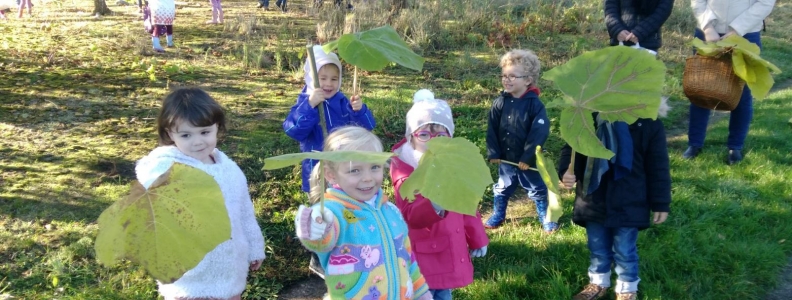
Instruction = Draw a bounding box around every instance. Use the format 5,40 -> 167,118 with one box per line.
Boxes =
307,45 -> 327,212
500,159 -> 538,171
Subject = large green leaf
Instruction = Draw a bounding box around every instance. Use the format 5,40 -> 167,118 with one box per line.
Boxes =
691,35 -> 781,100
95,163 -> 230,283
322,25 -> 424,72
543,46 -> 665,159
534,146 -> 563,223
263,151 -> 395,170
398,138 -> 493,216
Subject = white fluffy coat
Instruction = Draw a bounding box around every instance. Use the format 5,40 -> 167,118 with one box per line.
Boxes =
135,146 -> 266,299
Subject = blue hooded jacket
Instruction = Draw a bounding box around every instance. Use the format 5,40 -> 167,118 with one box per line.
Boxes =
282,88 -> 377,191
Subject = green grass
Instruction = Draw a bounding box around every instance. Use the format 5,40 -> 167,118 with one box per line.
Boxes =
1,0 -> 792,299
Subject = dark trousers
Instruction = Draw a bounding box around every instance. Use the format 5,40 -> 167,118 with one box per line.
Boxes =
688,29 -> 762,150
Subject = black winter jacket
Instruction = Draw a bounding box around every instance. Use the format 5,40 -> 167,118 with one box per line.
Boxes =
486,90 -> 549,166
604,0 -> 674,51
557,117 -> 671,230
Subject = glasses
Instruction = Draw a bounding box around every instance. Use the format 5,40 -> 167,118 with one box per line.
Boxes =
412,131 -> 450,142
500,74 -> 529,82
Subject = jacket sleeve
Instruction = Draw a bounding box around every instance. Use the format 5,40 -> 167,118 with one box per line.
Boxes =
729,0 -> 775,36
391,168 -> 444,230
630,0 -> 674,43
240,179 -> 266,262
282,94 -> 320,142
644,120 -> 671,213
691,0 -> 715,30
296,206 -> 340,253
463,213 -> 489,250
486,97 -> 503,160
407,237 -> 431,300
349,101 -> 377,130
519,102 -> 550,164
604,0 -> 628,40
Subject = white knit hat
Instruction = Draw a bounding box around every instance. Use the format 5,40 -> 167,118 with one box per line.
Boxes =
405,89 -> 455,139
303,45 -> 343,95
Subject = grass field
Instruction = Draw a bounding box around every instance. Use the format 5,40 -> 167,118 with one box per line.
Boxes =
1,0 -> 791,299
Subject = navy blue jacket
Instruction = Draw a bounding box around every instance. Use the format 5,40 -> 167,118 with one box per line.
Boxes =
557,117 -> 671,230
282,89 -> 376,192
605,0 -> 674,51
486,89 -> 549,166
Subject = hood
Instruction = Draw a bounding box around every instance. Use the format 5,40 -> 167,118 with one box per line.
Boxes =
135,146 -> 211,189
303,45 -> 343,96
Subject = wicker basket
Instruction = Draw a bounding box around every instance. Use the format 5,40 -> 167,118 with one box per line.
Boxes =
683,54 -> 745,111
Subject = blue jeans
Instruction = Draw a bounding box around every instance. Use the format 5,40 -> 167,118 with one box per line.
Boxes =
688,29 -> 762,150
485,163 -> 548,227
586,222 -> 639,283
430,289 -> 452,300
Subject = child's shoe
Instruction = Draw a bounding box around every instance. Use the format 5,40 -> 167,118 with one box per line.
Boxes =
542,221 -> 559,234
572,284 -> 608,300
484,195 -> 508,229
615,292 -> 637,300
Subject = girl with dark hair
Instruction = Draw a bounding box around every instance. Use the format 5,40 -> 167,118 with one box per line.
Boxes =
136,88 -> 266,300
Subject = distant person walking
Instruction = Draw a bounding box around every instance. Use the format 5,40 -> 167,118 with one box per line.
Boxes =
17,0 -> 31,18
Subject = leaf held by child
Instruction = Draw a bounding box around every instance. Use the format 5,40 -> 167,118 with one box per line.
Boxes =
94,163 -> 231,284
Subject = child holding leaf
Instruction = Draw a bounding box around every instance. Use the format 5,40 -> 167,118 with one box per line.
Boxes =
283,45 -> 376,193
558,102 -> 672,300
484,49 -> 558,233
390,89 -> 489,300
283,45 -> 376,277
294,126 -> 432,300
136,88 -> 266,300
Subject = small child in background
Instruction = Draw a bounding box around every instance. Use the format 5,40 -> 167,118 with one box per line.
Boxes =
559,100 -> 671,300
294,126 -> 432,300
142,1 -> 167,39
136,88 -> 266,300
484,49 -> 558,233
147,0 -> 175,52
283,45 -> 376,194
206,0 -> 223,24
390,89 -> 489,300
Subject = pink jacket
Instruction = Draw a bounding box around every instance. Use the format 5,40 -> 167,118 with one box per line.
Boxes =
390,139 -> 490,290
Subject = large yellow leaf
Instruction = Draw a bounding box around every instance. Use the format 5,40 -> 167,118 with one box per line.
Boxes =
95,163 -> 230,283
398,138 -> 493,216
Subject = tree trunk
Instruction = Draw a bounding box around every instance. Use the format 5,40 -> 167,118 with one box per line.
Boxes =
93,0 -> 112,16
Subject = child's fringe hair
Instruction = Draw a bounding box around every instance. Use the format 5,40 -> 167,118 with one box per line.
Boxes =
500,49 -> 541,87
308,126 -> 384,204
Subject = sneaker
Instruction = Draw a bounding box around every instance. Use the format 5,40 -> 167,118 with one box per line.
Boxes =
153,48 -> 165,53
616,292 -> 637,300
682,146 -> 702,159
727,149 -> 743,165
572,283 -> 608,300
256,2 -> 264,8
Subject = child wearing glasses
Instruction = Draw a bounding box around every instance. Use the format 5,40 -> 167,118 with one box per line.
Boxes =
390,89 -> 490,300
484,49 -> 557,233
